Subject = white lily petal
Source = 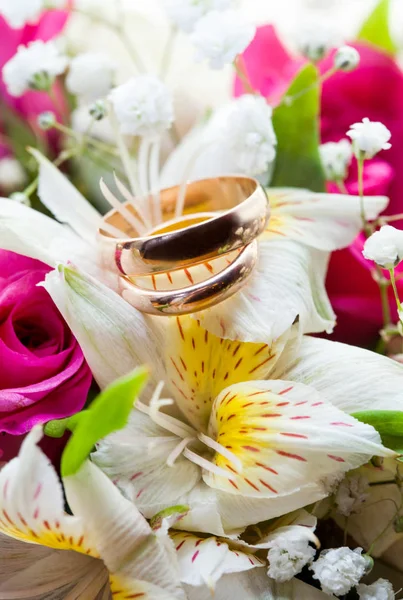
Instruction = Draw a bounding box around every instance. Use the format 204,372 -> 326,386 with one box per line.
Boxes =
275,335 -> 403,412
204,380 -> 392,498
31,149 -> 102,243
92,409 -> 201,517
266,188 -> 389,251
196,240 -> 335,343
0,198 -> 91,267
0,534 -> 107,600
64,460 -> 186,600
0,427 -> 97,556
170,530 -> 263,588
42,265 -> 164,389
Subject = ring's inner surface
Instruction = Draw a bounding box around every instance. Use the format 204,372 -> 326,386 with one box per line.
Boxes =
100,176 -> 258,239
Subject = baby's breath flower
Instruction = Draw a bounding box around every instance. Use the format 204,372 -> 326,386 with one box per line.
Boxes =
109,75 -> 174,137
334,45 -> 360,72
347,118 -> 392,160
296,21 -> 341,62
190,9 -> 255,70
310,547 -> 371,596
89,99 -> 108,121
66,52 -> 116,101
2,40 -> 68,97
363,225 -> 403,269
357,578 -> 395,600
267,538 -> 316,582
38,111 -> 56,130
0,157 -> 27,192
162,0 -> 233,32
335,474 -> 369,517
320,139 -> 352,182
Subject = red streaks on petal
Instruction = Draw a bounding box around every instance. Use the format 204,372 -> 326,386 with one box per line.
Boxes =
180,357 -> 188,372
311,402 -> 324,407
151,274 -> 157,291
261,413 -> 281,418
176,540 -> 186,551
184,269 -> 194,284
171,358 -> 185,382
290,416 -> 311,420
229,480 -> 239,490
259,479 -> 278,493
166,271 -> 173,284
280,433 -> 308,439
130,472 -> 143,481
244,478 -> 260,491
204,262 -> 214,273
234,357 -> 243,369
176,317 -> 185,341
278,386 -> 293,395
253,344 -> 268,356
330,422 -> 353,427
248,354 -> 275,374
276,402 -> 289,407
256,462 -> 278,475
276,450 -> 307,462
242,445 -> 260,453
191,550 -> 200,563
328,454 -> 345,462
33,483 -> 42,500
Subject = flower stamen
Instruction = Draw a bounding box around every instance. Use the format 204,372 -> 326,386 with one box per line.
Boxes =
198,432 -> 243,472
183,448 -> 235,480
166,437 -> 194,467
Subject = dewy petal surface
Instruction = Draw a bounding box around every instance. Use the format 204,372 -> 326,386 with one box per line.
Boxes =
265,188 -> 388,251
204,380 -> 393,497
196,240 -> 335,343
43,265 -> 165,389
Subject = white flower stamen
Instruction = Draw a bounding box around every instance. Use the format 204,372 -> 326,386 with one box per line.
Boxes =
183,447 -> 235,479
166,437 -> 194,466
198,432 -> 243,472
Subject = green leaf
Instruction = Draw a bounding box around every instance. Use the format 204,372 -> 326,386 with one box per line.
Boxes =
271,64 -> 325,192
61,366 -> 148,477
357,0 -> 396,55
352,410 -> 403,453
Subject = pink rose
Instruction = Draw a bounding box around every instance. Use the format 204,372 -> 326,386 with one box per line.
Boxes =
0,251 -> 92,461
235,26 -> 403,345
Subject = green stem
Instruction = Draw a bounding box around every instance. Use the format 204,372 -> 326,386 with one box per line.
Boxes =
280,67 -> 336,107
376,269 -> 392,328
52,122 -> 118,157
357,156 -> 367,228
389,268 -> 403,314
367,493 -> 402,556
336,179 -> 348,194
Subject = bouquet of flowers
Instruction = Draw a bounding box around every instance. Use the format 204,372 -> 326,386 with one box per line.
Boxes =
1,0 -> 403,598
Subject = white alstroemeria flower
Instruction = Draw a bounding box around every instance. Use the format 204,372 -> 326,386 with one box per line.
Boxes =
357,578 -> 395,600
162,0 -> 234,32
319,139 -> 352,183
3,40 -> 68,97
310,547 -> 370,597
0,427 -> 186,599
66,52 -> 116,101
190,10 -> 255,69
363,225 -> 403,269
109,75 -> 174,137
347,118 -> 392,160
0,149 -> 389,343
296,21 -> 341,62
35,264 -> 400,536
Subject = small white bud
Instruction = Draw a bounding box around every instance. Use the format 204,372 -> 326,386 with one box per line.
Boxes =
38,111 -> 56,130
89,99 -> 108,121
190,9 -> 255,70
310,547 -> 371,597
2,40 -> 68,97
109,75 -> 174,137
357,578 -> 395,600
162,0 -> 234,33
347,117 -> 392,160
334,45 -> 360,72
296,22 -> 341,62
363,225 -> 403,269
319,139 -> 352,182
9,191 -> 31,206
66,52 -> 116,102
0,158 -> 27,193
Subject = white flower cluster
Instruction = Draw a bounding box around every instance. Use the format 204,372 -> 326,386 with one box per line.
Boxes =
190,9 -> 255,69
310,547 -> 370,596
109,75 -> 174,137
267,538 -> 316,582
320,139 -> 352,183
357,578 -> 395,600
3,40 -> 68,97
219,95 -> 277,175
347,118 -> 392,160
66,52 -> 116,102
296,21 -> 341,62
335,474 -> 369,517
363,225 -> 403,269
0,0 -> 66,29
162,0 -> 233,32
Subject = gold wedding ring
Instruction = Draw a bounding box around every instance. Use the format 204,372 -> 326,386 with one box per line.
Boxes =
98,176 -> 269,316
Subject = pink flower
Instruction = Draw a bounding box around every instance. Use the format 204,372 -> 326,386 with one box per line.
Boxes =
235,26 -> 403,345
0,251 -> 92,461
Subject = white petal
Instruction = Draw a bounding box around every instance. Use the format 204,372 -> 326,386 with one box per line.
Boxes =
266,579 -> 330,599
64,460 -> 186,599
204,380 -> 392,498
42,265 -> 164,389
183,569 -> 285,600
0,198 -> 90,267
170,531 -> 263,587
92,409 -> 201,517
31,149 -> 102,243
275,335 -> 403,412
196,240 -> 335,343
0,427 -> 97,556
266,188 -> 388,251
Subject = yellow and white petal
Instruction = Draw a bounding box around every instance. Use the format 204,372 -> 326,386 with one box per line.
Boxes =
92,410 -> 201,518
165,315 -> 289,431
265,189 -> 388,251
274,335 -> 403,413
109,574 -> 183,600
0,427 -> 96,556
64,460 -> 186,600
194,241 -> 335,344
170,531 -> 263,588
0,534 -> 107,600
204,380 -> 393,498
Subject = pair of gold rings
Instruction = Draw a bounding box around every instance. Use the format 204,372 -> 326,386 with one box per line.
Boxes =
98,176 -> 269,315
